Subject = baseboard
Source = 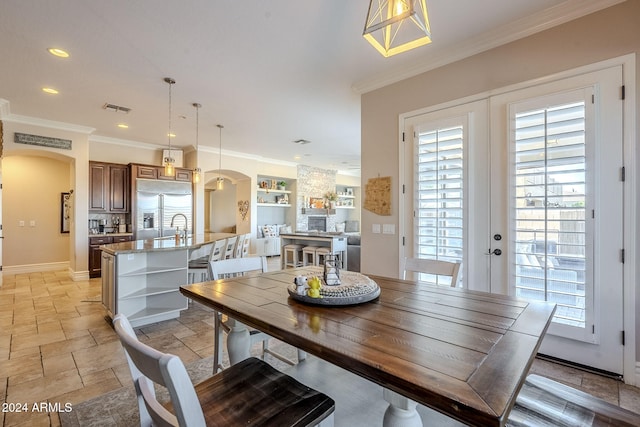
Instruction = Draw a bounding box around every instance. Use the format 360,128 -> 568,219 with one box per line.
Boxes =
3,261 -> 70,275
69,268 -> 90,281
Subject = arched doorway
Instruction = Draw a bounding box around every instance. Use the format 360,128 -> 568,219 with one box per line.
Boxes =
203,170 -> 252,236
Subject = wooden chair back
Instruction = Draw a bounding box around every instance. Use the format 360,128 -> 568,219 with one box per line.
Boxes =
234,234 -> 245,258
241,233 -> 250,257
209,256 -> 267,280
401,257 -> 461,287
223,236 -> 238,259
209,239 -> 227,263
113,314 -> 205,427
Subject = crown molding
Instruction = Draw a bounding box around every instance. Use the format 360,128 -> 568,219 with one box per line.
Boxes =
88,134 -> 160,150
353,0 -> 627,93
1,112 -> 95,134
0,98 -> 10,118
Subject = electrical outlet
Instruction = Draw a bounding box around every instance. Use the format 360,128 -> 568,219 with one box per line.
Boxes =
30,220 -> 36,227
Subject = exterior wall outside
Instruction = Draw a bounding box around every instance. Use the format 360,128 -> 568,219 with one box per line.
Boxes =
360,1 -> 640,371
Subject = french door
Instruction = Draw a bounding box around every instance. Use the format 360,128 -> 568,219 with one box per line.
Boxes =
402,64 -> 626,375
490,67 -> 624,374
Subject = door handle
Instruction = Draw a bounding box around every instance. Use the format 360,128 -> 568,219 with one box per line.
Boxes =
486,248 -> 502,256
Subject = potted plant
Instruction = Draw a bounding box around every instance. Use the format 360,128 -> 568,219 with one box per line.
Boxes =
324,191 -> 338,209
277,180 -> 287,190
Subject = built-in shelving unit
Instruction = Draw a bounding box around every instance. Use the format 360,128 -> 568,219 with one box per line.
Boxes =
257,188 -> 292,207
103,249 -> 189,327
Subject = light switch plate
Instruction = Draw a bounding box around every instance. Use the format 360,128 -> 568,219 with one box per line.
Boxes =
383,224 -> 395,234
372,224 -> 381,234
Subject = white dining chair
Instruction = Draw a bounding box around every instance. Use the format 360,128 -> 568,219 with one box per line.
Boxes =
187,239 -> 227,283
223,235 -> 238,259
401,257 -> 461,287
209,256 -> 306,372
240,232 -> 251,257
113,313 -> 335,427
233,233 -> 245,258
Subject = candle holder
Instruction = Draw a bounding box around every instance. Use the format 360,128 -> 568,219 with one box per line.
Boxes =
323,254 -> 341,286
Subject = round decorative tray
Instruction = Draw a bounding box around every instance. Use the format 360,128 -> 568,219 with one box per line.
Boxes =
287,268 -> 380,306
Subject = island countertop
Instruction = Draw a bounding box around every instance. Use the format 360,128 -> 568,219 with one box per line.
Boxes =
100,232 -> 236,255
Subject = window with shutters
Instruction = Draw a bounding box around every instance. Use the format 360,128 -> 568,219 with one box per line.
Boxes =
414,121 -> 464,286
511,93 -> 591,330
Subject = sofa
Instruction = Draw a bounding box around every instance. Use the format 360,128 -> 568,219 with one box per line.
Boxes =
338,220 -> 361,272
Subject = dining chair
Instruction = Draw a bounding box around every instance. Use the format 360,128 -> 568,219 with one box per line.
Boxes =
113,314 -> 335,427
233,233 -> 245,258
401,257 -> 461,287
223,235 -> 238,259
240,232 -> 250,257
187,239 -> 227,283
209,256 -> 306,372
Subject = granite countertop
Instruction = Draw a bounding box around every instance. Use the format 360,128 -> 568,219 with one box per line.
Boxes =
89,232 -> 134,238
280,232 -> 346,238
100,232 -> 236,255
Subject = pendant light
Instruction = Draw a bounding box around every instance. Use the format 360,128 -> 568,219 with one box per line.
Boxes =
363,0 -> 431,57
192,102 -> 202,183
163,77 -> 176,176
216,124 -> 224,191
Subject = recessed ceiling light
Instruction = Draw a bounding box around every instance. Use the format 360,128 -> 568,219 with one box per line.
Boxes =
47,48 -> 69,58
42,87 -> 59,94
117,123 -> 129,129
168,133 -> 176,138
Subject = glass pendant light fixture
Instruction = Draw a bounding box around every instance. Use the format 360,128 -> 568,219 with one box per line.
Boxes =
164,77 -> 176,177
192,102 -> 202,183
216,124 -> 224,191
363,0 -> 431,57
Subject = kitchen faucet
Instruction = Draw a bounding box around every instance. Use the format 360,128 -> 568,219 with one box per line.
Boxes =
170,213 -> 188,239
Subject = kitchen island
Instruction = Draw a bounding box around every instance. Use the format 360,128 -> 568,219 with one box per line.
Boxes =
279,232 -> 348,269
100,232 -> 235,327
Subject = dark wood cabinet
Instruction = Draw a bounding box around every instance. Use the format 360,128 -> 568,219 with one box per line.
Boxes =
133,163 -> 192,182
109,165 -> 129,212
89,163 -> 108,211
89,235 -> 132,278
89,162 -> 130,213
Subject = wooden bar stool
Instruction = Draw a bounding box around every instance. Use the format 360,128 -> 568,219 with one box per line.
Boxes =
302,246 -> 318,266
314,247 -> 331,266
315,247 -> 343,268
283,244 -> 304,268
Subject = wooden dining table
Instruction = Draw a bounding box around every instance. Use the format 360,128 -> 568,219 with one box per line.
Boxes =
180,266 -> 556,427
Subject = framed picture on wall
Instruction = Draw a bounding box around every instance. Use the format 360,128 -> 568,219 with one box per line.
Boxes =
61,192 -> 71,233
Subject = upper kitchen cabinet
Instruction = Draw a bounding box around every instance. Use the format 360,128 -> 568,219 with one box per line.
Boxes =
89,162 -> 130,213
134,164 -> 192,182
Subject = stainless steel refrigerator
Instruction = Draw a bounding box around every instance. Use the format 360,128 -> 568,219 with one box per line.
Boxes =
135,179 -> 193,240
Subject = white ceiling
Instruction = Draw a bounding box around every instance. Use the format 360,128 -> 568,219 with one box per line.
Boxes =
0,0 -> 622,174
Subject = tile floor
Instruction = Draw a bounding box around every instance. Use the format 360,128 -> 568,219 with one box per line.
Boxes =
1,259 -> 640,426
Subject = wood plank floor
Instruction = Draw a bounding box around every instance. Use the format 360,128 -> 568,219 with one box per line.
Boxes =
1,258 -> 639,426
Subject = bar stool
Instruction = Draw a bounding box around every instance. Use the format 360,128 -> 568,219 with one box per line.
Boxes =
302,246 -> 318,266
283,244 -> 304,268
316,247 -> 343,268
314,247 -> 331,266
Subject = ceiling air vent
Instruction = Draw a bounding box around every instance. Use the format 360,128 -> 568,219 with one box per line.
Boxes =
293,139 -> 311,145
102,103 -> 131,114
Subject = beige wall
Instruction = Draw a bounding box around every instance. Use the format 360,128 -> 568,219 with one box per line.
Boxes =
3,120 -> 90,277
360,0 -> 640,277
361,1 -> 640,367
3,156 -> 70,267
